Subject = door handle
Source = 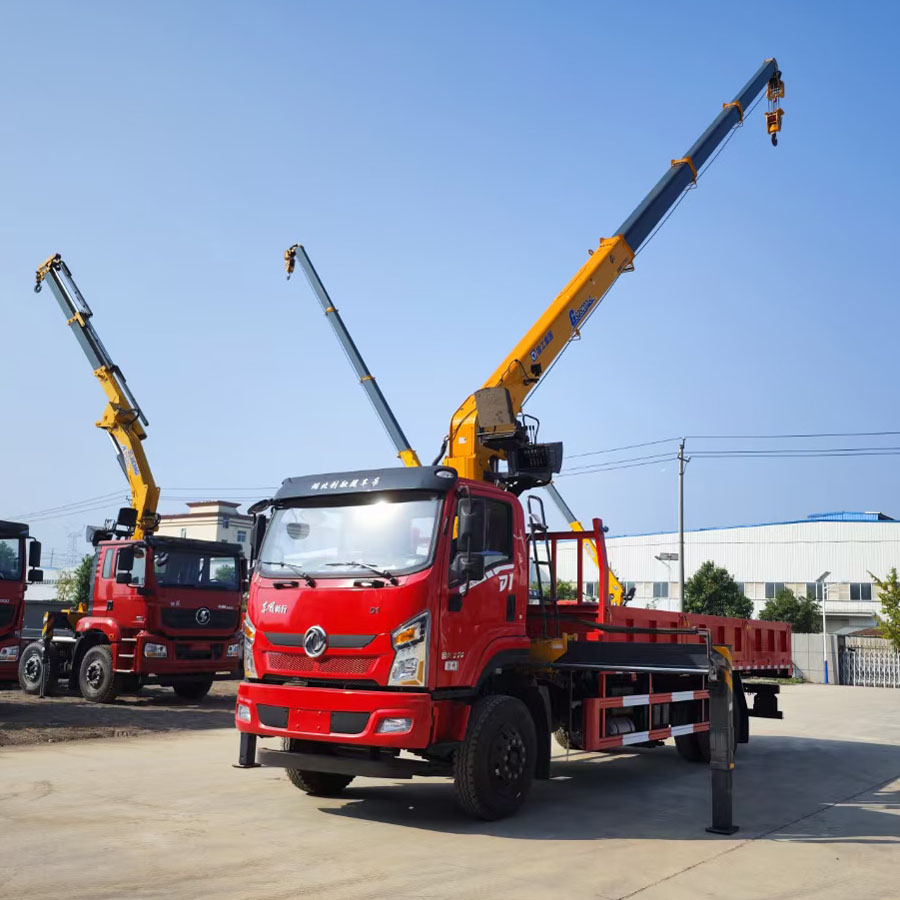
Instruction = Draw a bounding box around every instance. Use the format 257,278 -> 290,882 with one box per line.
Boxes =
506,594 -> 516,622
449,593 -> 463,612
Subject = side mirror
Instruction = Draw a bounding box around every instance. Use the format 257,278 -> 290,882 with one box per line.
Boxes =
457,498 -> 485,553
117,545 -> 135,573
250,514 -> 268,566
28,569 -> 44,584
116,571 -> 133,585
239,558 -> 250,592
450,552 -> 485,584
28,540 -> 42,568
117,507 -> 138,530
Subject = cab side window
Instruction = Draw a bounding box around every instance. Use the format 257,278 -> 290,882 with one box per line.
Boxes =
132,549 -> 147,587
102,550 -> 114,579
449,498 -> 513,584
482,500 -> 513,570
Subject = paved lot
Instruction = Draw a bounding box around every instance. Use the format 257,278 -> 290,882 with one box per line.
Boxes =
2,684 -> 898,900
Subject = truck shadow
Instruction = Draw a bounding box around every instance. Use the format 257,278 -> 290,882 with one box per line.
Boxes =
317,735 -> 900,843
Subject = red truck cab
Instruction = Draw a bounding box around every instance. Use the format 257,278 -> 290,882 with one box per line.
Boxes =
20,534 -> 244,702
0,520 -> 42,680
236,466 -> 790,819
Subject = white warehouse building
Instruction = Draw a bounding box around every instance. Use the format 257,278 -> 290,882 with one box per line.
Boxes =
555,511 -> 898,633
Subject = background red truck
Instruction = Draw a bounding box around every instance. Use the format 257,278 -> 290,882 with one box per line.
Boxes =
235,467 -> 790,819
19,534 -> 244,702
0,520 -> 43,680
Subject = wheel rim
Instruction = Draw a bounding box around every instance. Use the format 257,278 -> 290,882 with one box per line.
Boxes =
24,654 -> 41,685
85,659 -> 105,690
489,723 -> 526,789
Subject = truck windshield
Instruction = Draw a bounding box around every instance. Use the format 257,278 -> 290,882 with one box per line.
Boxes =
260,492 -> 442,579
0,539 -> 22,581
153,550 -> 239,590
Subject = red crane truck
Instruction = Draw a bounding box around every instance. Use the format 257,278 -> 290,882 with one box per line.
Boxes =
0,521 -> 43,680
235,467 -> 789,819
234,59 -> 791,818
20,255 -> 245,702
19,533 -> 245,701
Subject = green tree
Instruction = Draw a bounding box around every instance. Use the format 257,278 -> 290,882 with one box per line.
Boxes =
759,587 -> 822,632
57,555 -> 94,608
871,568 -> 900,652
684,560 -> 753,618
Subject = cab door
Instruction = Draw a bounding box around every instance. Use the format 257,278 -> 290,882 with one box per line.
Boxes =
436,490 -> 521,688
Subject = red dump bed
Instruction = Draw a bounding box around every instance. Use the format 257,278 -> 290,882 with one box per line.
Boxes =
529,523 -> 793,678
605,605 -> 792,676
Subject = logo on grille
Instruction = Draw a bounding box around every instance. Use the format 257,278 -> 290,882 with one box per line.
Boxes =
303,625 -> 327,659
195,607 -> 211,625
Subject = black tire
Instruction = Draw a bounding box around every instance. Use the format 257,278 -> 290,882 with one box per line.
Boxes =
283,739 -> 354,796
553,726 -> 583,750
172,678 -> 214,701
18,642 -> 60,696
454,694 -> 536,820
78,645 -> 120,703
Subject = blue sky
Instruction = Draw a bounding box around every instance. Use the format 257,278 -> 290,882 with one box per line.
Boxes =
2,1 -> 897,564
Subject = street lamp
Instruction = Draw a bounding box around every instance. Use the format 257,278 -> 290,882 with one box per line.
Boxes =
816,571 -> 831,684
655,553 -> 678,609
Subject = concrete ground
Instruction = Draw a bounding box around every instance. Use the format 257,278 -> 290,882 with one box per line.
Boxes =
2,684 -> 898,900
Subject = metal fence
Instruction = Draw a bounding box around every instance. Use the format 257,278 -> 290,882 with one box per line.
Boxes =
839,636 -> 900,688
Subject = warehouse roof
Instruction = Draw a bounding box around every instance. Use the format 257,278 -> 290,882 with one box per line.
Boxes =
609,511 -> 896,540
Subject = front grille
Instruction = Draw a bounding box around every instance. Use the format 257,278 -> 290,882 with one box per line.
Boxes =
175,643 -> 223,661
265,652 -> 376,676
0,604 -> 16,630
161,608 -> 239,631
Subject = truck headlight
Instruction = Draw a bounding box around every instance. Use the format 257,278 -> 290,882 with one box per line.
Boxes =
388,611 -> 429,687
226,642 -> 242,658
0,646 -> 19,662
243,615 -> 257,678
376,717 -> 412,734
144,642 -> 168,659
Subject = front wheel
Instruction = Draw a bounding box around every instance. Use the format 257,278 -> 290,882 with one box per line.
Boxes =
283,739 -> 354,796
172,678 -> 214,701
18,642 -> 60,696
78,645 -> 120,703
454,694 -> 536,820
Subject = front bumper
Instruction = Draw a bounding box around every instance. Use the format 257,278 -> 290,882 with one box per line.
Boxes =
235,681 -> 434,749
132,630 -> 241,676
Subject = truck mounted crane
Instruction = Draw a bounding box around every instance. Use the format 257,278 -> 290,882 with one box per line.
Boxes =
235,60 -> 789,820
20,256 -> 245,702
442,59 -> 784,490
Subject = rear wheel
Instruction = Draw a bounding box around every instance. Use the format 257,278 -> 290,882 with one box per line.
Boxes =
283,739 -> 354,796
18,642 -> 60,696
454,694 -> 536,820
172,678 -> 214,701
78,645 -> 120,703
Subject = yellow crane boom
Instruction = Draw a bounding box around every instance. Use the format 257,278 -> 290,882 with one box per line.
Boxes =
35,255 -> 160,540
442,59 -> 784,490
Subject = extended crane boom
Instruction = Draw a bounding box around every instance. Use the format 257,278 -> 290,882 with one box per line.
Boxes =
443,59 -> 784,490
285,244 -> 421,467
35,255 -> 160,539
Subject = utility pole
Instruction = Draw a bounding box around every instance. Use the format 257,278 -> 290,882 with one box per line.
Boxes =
677,438 -> 689,613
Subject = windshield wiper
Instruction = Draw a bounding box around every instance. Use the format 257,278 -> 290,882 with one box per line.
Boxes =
326,561 -> 399,585
260,561 -> 316,587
